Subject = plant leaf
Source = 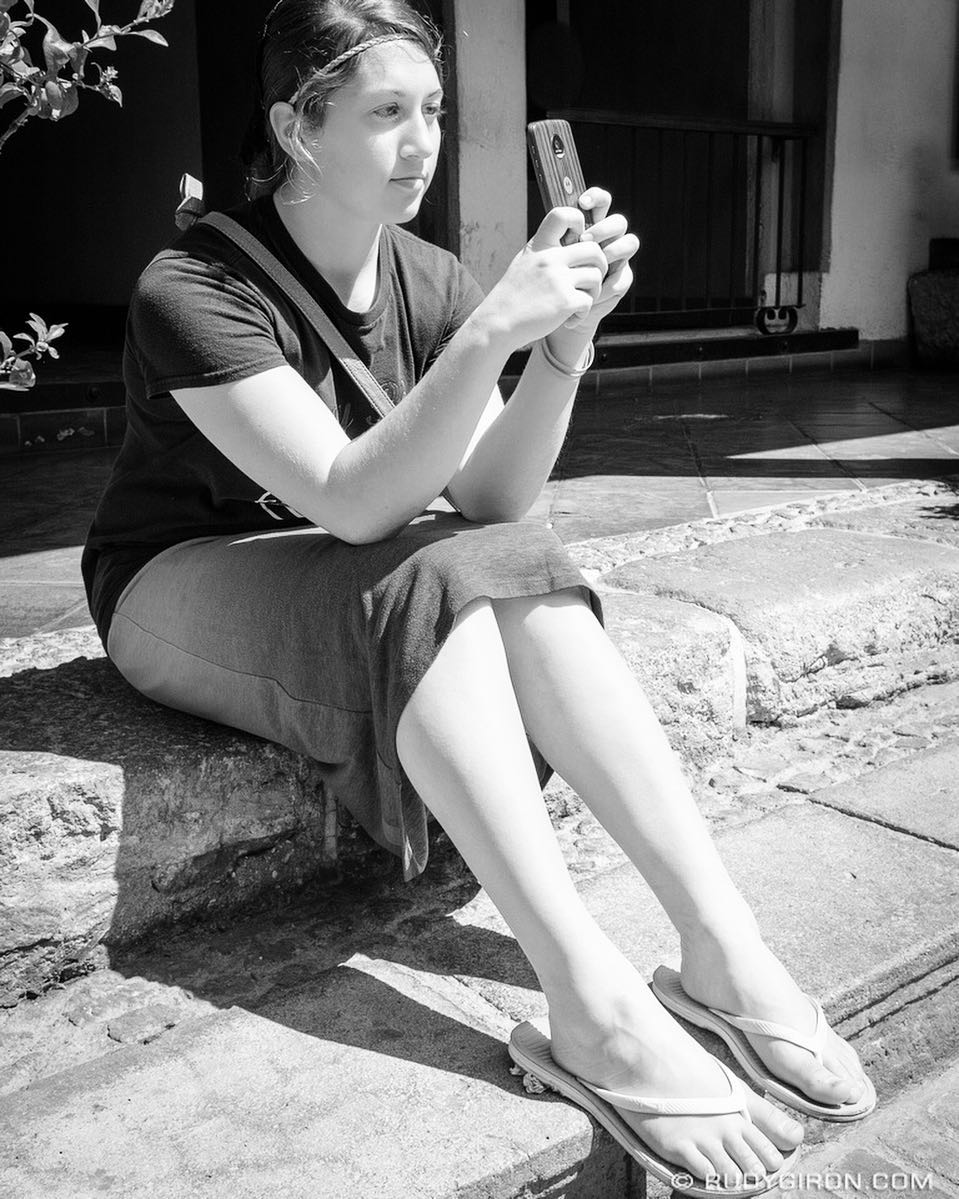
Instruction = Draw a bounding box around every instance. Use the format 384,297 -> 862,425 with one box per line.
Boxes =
9,358 -> 36,387
34,17 -> 73,72
47,323 -> 67,340
58,81 -> 78,117
13,332 -> 34,342
137,0 -> 175,19
126,28 -> 167,46
67,42 -> 88,72
85,34 -> 117,52
38,78 -> 66,118
82,0 -> 100,19
45,345 -> 59,359
0,331 -> 11,357
0,82 -> 21,108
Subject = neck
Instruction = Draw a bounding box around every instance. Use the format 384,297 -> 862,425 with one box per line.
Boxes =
272,187 -> 382,311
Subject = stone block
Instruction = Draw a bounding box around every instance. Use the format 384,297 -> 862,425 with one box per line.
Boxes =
603,529 -> 959,721
0,969 -> 640,1199
806,740 -> 959,848
575,802 -> 959,1028
600,590 -> 746,762
813,496 -> 959,552
0,632 -> 382,1005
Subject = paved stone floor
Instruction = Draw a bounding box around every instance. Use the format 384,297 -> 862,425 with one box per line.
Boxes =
2,367 -> 959,638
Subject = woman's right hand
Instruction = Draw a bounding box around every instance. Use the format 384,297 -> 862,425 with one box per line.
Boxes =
473,207 -> 610,354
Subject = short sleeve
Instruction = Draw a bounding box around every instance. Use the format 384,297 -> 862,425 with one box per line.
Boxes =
129,250 -> 290,398
427,259 -> 486,368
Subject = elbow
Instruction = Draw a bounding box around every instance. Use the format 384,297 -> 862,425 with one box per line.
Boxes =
326,510 -> 410,545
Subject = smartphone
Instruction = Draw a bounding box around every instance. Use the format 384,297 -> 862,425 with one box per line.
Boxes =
527,119 -> 594,246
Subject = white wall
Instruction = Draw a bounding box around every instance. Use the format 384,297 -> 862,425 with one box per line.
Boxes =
820,0 -> 959,339
450,0 -> 527,291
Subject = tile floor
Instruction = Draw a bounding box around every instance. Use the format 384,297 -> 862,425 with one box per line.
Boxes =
3,368 -> 959,638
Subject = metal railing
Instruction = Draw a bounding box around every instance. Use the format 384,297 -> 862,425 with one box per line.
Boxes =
548,109 -> 816,334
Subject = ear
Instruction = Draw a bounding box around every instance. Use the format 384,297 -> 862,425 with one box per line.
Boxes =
268,100 -> 298,156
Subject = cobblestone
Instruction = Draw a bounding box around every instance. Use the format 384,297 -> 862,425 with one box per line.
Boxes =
544,676 -> 959,853
106,1003 -> 183,1045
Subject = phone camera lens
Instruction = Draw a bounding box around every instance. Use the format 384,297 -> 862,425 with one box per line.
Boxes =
551,133 -> 565,158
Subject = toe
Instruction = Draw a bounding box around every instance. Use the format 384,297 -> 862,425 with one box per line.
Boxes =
808,1063 -> 860,1104
829,1034 -> 869,1092
743,1124 -> 785,1173
746,1091 -> 804,1149
680,1145 -> 719,1187
724,1135 -> 769,1183
706,1144 -> 750,1188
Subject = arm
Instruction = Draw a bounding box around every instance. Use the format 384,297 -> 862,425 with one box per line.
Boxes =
173,314 -> 509,544
173,206 -> 614,544
444,188 -> 639,522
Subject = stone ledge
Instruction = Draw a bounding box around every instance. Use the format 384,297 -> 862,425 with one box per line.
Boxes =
3,789 -> 959,1198
602,528 -> 959,721
0,630 -> 391,1007
0,592 -> 751,1005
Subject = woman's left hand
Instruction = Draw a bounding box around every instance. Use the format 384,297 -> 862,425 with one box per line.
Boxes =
545,187 -> 639,363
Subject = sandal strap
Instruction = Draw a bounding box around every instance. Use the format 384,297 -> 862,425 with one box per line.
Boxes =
577,1061 -> 752,1121
707,995 -> 826,1061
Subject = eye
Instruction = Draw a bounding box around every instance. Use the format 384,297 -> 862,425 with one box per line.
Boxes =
424,102 -> 446,119
373,102 -> 401,119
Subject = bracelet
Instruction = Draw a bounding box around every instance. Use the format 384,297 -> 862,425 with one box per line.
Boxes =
536,337 -> 595,379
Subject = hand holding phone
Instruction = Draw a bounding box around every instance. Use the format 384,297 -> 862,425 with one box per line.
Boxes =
527,119 -> 594,246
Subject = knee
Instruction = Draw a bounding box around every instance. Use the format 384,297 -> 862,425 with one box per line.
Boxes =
450,594 -> 495,632
491,586 -> 590,630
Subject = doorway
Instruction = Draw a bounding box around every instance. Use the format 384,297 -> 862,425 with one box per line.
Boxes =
525,0 -> 833,331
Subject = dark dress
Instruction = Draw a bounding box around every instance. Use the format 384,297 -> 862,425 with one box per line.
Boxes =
83,197 -> 602,878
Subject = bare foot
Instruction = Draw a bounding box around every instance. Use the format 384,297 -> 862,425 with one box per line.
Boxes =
548,985 -> 803,1185
679,931 -> 870,1109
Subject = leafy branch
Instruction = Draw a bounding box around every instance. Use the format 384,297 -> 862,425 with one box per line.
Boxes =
0,313 -> 66,389
0,3 -> 174,390
0,0 -> 176,154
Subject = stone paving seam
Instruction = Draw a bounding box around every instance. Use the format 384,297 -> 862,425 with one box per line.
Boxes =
566,477 -> 959,572
802,792 -> 959,855
784,412 -> 870,492
841,956 -> 959,1033
679,415 -> 718,517
833,932 -> 959,1028
870,397 -> 959,462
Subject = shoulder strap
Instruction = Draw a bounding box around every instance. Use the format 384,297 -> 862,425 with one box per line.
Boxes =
198,211 -> 395,422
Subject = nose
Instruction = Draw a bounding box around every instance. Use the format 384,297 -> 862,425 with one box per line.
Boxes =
400,110 -> 436,160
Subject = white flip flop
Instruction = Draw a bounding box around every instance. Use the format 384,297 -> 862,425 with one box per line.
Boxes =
651,966 -> 877,1122
508,1019 -> 800,1198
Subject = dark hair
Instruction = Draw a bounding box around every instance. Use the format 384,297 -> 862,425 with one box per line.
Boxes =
243,0 -> 443,199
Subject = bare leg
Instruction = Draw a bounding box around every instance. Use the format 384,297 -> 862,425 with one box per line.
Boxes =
396,597 -> 802,1183
491,589 -> 868,1106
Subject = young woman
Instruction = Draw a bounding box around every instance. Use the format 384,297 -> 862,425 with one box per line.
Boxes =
82,0 -> 874,1191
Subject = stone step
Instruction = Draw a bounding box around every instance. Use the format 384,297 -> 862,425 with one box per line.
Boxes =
601,526 -> 959,722
6,498 -> 959,1002
768,1058 -> 959,1197
2,744 -> 957,1198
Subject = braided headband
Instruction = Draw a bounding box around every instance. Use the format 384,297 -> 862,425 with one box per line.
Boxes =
288,33 -> 413,106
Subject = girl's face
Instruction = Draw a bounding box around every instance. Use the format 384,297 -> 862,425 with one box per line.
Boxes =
290,40 -> 443,228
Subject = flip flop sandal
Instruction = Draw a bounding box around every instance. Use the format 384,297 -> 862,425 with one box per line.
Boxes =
651,966 -> 877,1122
508,1020 -> 800,1198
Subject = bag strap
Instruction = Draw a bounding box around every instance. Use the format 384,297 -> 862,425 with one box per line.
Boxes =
198,210 -> 396,422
